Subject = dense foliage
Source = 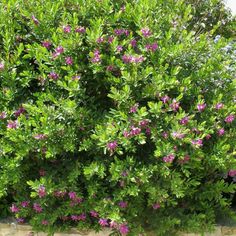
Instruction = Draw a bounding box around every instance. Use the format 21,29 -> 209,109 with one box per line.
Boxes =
0,0 -> 235,235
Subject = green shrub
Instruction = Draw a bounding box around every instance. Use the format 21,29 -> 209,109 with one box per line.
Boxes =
0,0 -> 235,235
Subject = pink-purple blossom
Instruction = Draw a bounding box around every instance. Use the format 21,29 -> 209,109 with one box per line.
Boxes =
42,41 -> 51,49
178,155 -> 190,164
163,154 -> 175,163
146,43 -> 158,52
41,220 -> 49,225
152,203 -> 161,209
171,132 -> 185,139
48,72 -> 59,80
122,54 -> 144,64
129,103 -> 139,113
91,49 -> 101,63
33,134 -> 47,140
63,25 -> 71,33
0,62 -> 5,70
119,224 -> 129,235
141,27 -> 152,37
170,99 -> 180,111
191,139 -> 203,147
130,126 -> 141,136
90,210 -> 99,218
118,201 -> 128,208
179,116 -> 189,125
114,29 -> 129,36
107,141 -> 118,151
116,45 -> 123,53
108,36 -> 114,44
96,37 -> 105,43
197,103 -> 206,112
16,218 -> 25,223
32,15 -> 39,25
139,119 -> 149,127
10,204 -> 19,213
33,203 -> 42,213
217,128 -> 225,136
38,186 -> 46,198
146,127 -> 151,135
228,170 -> 236,177
225,114 -> 235,123
14,106 -> 25,117
75,26 -> 86,34
99,218 -> 108,227
0,111 -> 7,119
65,56 -> 73,65
215,103 -> 224,110
161,95 -> 170,103
72,75 -> 81,81
55,46 -> 64,54
68,191 -> 77,200
162,132 -> 169,139
7,120 -> 19,129
130,39 -> 137,47
205,134 -> 211,140
21,201 -> 30,208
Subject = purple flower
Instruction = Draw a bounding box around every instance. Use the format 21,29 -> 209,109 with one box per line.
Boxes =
160,95 -> 170,104
130,39 -> 137,47
106,65 -> 114,71
217,128 -> 225,136
141,28 -> 152,37
163,154 -> 175,163
178,155 -> 190,164
0,62 -> 5,71
107,141 -> 118,151
41,220 -> 48,225
170,99 -> 180,111
197,103 -> 206,112
96,37 -> 105,43
68,191 -> 77,200
108,36 -> 114,44
228,170 -> 236,177
139,119 -> 149,127
72,75 -> 81,81
215,103 -> 224,110
78,213 -> 86,221
0,111 -> 7,119
48,72 -> 59,80
38,185 -> 46,198
146,43 -> 158,52
146,127 -> 151,135
191,139 -> 203,147
99,218 -> 108,227
10,204 -> 19,213
118,201 -> 128,208
71,215 -> 79,221
33,134 -> 47,140
152,203 -> 160,209
33,203 -> 42,213
119,224 -> 129,235
129,103 -> 139,113
55,46 -> 64,54
63,25 -> 71,33
205,134 -> 211,140
91,49 -> 101,63
110,221 -> 118,229
65,56 -> 73,65
7,120 -> 19,129
32,15 -> 39,25
21,201 -> 30,208
116,45 -> 123,53
122,55 -> 144,64
14,106 -> 25,117
179,116 -> 189,125
42,41 -> 51,49
16,218 -> 25,223
225,114 -> 235,123
130,126 -> 141,136
162,132 -> 168,139
90,210 -> 99,218
123,131 -> 130,138
171,132 -> 185,139
75,26 -> 86,34
114,29 -> 129,36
